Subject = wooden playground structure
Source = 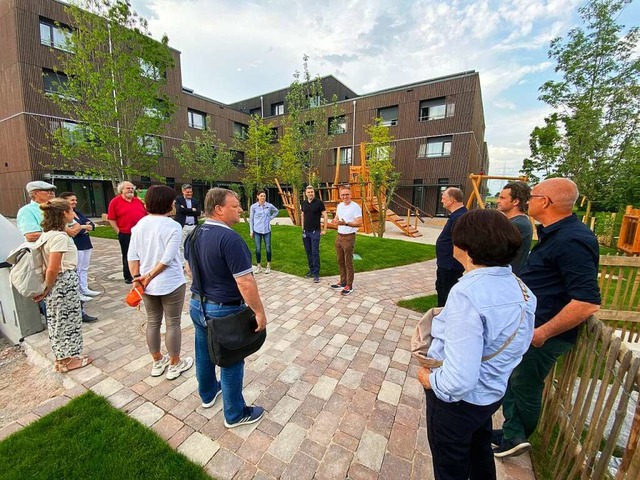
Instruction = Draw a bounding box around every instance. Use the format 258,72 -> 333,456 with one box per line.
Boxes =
276,143 -> 425,237
618,206 -> 640,255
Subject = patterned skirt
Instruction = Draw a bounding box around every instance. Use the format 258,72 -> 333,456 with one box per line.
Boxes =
45,269 -> 83,360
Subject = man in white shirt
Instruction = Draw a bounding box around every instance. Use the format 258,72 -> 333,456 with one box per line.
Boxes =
331,186 -> 362,295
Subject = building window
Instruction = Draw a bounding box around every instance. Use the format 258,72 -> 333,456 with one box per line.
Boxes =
50,119 -> 85,145
332,147 -> 352,165
139,135 -> 163,155
378,106 -> 398,126
328,115 -> 347,134
43,69 -> 71,97
188,109 -> 206,129
271,102 -> 284,116
139,58 -> 163,80
40,18 -> 72,52
231,150 -> 245,167
419,97 -> 454,121
270,127 -> 279,143
144,99 -> 169,119
249,107 -> 262,117
233,122 -> 248,139
308,95 -> 321,108
418,136 -> 452,158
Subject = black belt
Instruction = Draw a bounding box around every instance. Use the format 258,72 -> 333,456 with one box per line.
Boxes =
191,293 -> 243,306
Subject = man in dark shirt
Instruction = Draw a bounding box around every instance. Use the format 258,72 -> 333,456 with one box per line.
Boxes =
300,185 -> 328,283
496,181 -> 532,275
494,178 -> 601,458
185,188 -> 267,428
435,187 -> 467,307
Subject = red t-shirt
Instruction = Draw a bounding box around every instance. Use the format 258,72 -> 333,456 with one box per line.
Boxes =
107,195 -> 147,234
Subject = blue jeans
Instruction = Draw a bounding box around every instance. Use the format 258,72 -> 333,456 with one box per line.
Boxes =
189,299 -> 247,423
302,230 -> 321,276
253,232 -> 271,264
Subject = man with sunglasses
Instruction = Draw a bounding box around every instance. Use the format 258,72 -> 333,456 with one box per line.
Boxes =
494,178 -> 601,458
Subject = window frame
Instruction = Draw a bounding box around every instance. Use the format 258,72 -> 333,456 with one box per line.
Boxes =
39,17 -> 73,52
271,102 -> 284,116
377,106 -> 399,127
187,109 -> 206,129
418,136 -> 453,158
419,97 -> 455,121
328,115 -> 347,134
332,146 -> 353,165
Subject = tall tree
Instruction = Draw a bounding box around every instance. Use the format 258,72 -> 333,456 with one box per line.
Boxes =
43,0 -> 176,187
172,118 -> 235,188
364,119 -> 399,237
235,115 -> 278,201
521,0 -> 639,210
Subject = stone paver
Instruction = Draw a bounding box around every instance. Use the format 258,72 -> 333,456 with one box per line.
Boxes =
17,235 -> 535,480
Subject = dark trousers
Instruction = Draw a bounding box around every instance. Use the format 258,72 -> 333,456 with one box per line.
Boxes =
335,233 -> 355,287
501,337 -> 573,441
118,232 -> 132,282
302,230 -> 321,276
436,267 -> 463,307
425,389 -> 501,480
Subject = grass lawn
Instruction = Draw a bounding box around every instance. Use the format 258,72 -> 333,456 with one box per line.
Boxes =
91,222 -> 436,277
0,392 -> 211,480
397,294 -> 438,313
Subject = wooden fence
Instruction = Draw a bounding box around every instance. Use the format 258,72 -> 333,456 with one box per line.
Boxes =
537,255 -> 640,479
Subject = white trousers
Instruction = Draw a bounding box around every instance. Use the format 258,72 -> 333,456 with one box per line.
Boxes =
76,248 -> 92,294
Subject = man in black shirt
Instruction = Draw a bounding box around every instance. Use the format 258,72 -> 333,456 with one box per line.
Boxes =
300,185 -> 327,283
496,181 -> 532,275
494,178 -> 601,458
435,187 -> 467,306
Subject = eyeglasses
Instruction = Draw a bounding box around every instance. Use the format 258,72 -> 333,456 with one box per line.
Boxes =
340,193 -> 351,197
529,194 -> 553,204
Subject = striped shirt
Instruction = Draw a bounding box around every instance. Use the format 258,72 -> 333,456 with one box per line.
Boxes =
249,202 -> 279,235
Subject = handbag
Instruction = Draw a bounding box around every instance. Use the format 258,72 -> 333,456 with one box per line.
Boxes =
125,284 -> 144,307
188,225 -> 267,367
411,275 -> 530,368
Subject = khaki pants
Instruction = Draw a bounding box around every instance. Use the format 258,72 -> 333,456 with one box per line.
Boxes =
335,233 -> 356,286
181,224 -> 197,262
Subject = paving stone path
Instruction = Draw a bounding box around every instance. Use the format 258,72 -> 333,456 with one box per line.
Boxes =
5,236 -> 534,479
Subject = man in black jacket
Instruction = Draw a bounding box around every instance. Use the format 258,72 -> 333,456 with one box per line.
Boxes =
175,184 -> 201,260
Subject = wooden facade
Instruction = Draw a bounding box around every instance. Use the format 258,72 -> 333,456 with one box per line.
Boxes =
0,0 -> 489,217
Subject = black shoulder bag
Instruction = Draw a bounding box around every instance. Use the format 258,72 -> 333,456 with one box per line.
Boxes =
187,225 -> 266,367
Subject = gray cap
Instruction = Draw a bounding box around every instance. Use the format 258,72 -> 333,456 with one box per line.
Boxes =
26,181 -> 57,193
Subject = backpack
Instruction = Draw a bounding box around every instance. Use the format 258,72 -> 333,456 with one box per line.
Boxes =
6,236 -> 50,298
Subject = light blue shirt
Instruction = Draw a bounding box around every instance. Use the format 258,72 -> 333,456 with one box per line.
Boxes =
249,202 -> 279,235
428,266 -> 536,405
16,201 -> 43,236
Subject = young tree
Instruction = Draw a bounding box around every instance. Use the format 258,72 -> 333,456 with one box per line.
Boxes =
172,118 -> 235,188
43,0 -> 176,188
521,113 -> 565,184
522,0 -> 639,210
364,119 -> 400,237
235,115 -> 278,201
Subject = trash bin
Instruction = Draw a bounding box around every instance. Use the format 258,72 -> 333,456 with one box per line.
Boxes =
0,214 -> 44,344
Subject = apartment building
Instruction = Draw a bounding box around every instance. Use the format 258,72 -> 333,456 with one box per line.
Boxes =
0,0 -> 489,217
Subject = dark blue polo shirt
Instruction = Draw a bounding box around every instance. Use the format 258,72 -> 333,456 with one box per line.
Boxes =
72,209 -> 94,251
184,220 -> 253,303
520,214 -> 601,344
435,206 -> 467,271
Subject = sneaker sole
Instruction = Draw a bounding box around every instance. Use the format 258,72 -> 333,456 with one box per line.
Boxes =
202,390 -> 222,409
224,410 -> 264,428
331,286 -> 345,290
166,358 -> 194,380
493,441 -> 531,458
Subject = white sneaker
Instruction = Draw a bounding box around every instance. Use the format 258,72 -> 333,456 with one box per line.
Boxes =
151,354 -> 170,377
202,390 -> 222,409
253,265 -> 262,274
166,357 -> 194,380
82,289 -> 101,297
265,266 -> 271,274
79,294 -> 92,302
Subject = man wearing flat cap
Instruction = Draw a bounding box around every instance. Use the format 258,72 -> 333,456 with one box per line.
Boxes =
17,181 -> 59,243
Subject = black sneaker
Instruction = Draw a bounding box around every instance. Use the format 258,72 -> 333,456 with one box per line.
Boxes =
304,271 -> 313,278
331,283 -> 346,290
493,438 -> 531,458
224,405 -> 265,428
314,276 -> 320,283
491,429 -> 503,448
341,286 -> 353,295
82,313 -> 98,323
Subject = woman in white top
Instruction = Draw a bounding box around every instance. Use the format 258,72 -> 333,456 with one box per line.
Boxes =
128,185 -> 193,380
33,198 -> 92,373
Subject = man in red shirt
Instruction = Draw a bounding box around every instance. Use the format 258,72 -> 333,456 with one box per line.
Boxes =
107,181 -> 147,283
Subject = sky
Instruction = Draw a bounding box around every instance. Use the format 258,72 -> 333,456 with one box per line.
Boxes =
129,0 -> 639,193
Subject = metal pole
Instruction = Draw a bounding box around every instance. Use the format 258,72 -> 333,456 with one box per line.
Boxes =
351,100 -> 356,165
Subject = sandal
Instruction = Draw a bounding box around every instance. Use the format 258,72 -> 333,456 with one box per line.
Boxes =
56,355 -> 93,373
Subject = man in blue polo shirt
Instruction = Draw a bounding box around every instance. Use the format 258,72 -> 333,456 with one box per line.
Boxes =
185,188 -> 267,428
494,178 -> 601,458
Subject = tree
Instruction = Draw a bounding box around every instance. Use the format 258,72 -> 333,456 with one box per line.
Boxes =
172,118 -> 235,188
521,0 -> 639,211
277,55 -> 341,218
235,115 -> 278,202
364,119 -> 400,237
43,0 -> 176,187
